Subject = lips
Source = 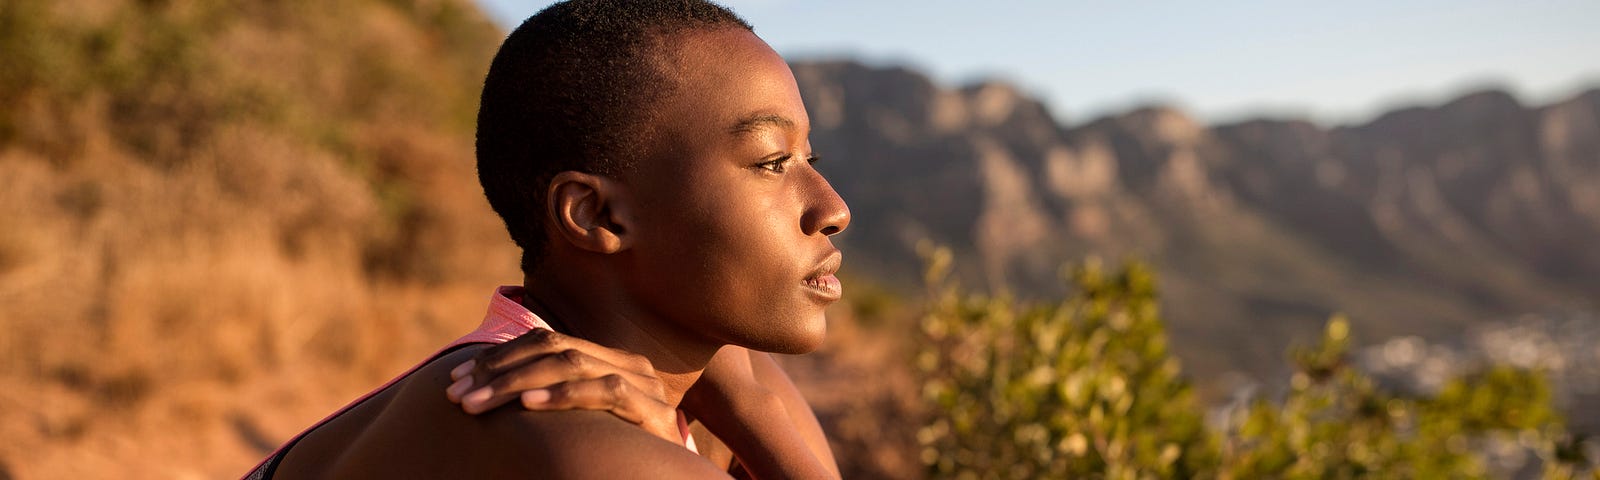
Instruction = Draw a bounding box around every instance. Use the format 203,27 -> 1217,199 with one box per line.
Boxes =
804,273 -> 842,298
803,250 -> 844,301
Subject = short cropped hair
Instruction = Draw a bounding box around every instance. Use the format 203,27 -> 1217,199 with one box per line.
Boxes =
476,0 -> 752,273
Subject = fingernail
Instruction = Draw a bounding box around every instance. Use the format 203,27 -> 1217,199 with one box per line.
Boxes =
447,377 -> 472,401
450,360 -> 475,380
463,386 -> 493,406
522,389 -> 550,406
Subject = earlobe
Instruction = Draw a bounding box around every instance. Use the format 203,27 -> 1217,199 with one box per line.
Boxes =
547,171 -> 631,254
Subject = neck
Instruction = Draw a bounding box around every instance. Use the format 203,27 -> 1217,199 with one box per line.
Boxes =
519,270 -> 721,407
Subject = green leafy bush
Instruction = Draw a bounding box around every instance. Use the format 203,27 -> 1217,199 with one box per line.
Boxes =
914,246 -> 1595,479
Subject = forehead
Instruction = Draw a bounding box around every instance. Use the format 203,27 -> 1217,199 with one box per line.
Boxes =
654,28 -> 810,143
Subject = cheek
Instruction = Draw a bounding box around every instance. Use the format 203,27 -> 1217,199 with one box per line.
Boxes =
657,194 -> 800,314
689,199 -> 792,293
630,181 -> 827,351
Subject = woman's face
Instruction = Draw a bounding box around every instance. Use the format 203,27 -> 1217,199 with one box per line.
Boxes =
621,27 -> 850,354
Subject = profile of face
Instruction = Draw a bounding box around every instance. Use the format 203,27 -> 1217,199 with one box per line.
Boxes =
620,27 -> 851,354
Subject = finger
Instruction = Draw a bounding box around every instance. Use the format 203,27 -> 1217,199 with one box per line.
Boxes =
463,328 -> 564,381
447,374 -> 474,402
450,359 -> 476,381
458,349 -> 663,413
453,330 -> 568,401
525,375 -> 681,444
461,329 -> 656,384
450,347 -> 644,405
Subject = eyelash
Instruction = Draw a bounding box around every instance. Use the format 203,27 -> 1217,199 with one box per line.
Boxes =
758,154 -> 820,174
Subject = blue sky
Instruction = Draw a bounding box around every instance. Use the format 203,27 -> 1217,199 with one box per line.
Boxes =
475,0 -> 1600,126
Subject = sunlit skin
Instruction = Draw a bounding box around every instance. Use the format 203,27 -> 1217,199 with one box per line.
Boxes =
273,26 -> 848,478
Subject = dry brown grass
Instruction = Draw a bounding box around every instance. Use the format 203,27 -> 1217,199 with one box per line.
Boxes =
0,0 -> 525,477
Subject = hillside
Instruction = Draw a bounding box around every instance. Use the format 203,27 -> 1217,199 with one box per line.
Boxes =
2,1 -> 1596,477
0,0 -> 517,477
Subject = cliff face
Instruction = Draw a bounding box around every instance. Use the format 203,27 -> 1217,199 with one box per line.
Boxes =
796,60 -> 1600,379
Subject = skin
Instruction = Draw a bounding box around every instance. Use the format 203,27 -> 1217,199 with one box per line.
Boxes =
273,26 -> 848,478
445,334 -> 840,478
681,345 -> 840,478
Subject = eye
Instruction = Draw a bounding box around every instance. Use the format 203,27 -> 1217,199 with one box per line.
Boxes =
756,154 -> 793,174
805,154 -> 820,165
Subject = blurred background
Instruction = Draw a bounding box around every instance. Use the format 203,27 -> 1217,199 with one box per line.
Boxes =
1,0 -> 1596,478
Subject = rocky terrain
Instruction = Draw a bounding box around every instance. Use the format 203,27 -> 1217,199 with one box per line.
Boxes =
795,60 -> 1600,387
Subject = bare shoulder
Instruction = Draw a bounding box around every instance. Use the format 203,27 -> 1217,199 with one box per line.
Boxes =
281,346 -> 728,479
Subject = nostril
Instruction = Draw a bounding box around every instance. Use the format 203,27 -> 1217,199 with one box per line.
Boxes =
820,225 -> 840,236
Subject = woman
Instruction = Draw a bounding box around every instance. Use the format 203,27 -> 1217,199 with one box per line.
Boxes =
247,1 -> 848,477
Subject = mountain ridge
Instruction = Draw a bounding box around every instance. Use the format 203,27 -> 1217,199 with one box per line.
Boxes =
797,59 -> 1600,382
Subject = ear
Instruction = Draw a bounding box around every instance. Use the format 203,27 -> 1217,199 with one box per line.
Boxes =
546,171 -> 632,254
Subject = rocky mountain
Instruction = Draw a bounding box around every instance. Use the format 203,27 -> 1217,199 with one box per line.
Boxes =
796,60 -> 1600,384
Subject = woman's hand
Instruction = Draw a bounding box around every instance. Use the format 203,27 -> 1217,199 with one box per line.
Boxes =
445,328 -> 683,445
445,332 -> 839,478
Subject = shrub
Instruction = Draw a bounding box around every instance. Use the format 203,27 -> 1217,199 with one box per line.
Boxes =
914,246 -> 1595,479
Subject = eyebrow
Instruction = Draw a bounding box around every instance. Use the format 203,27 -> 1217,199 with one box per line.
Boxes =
727,113 -> 796,136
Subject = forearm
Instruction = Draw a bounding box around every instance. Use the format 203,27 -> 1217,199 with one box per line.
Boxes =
692,387 -> 838,480
746,351 -> 838,477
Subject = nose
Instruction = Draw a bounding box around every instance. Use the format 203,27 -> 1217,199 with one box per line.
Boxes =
801,168 -> 850,237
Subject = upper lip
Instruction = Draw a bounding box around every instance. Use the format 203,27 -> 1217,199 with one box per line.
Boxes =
806,249 -> 842,280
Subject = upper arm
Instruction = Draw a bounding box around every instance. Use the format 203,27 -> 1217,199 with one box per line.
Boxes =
321,348 -> 730,479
